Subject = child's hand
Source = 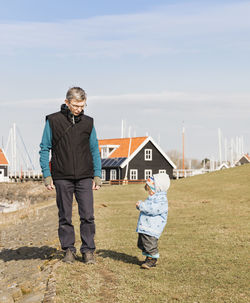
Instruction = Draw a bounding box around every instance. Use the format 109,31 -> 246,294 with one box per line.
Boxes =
136,201 -> 141,209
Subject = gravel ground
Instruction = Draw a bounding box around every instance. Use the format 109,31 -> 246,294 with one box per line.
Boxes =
0,200 -> 62,303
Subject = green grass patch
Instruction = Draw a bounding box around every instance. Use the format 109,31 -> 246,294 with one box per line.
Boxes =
55,165 -> 250,303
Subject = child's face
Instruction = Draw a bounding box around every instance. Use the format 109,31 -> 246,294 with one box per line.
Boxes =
144,184 -> 154,196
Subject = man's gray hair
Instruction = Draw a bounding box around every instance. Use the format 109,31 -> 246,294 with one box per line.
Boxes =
66,87 -> 87,101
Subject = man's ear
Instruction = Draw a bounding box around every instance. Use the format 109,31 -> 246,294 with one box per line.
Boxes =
65,99 -> 69,106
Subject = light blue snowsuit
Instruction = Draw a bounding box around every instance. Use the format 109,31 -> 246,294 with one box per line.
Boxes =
136,191 -> 168,239
136,173 -> 170,258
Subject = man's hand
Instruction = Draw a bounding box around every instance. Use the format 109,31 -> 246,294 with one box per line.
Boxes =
44,176 -> 54,191
92,176 -> 102,190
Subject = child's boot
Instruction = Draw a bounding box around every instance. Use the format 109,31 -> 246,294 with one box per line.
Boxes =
141,257 -> 157,269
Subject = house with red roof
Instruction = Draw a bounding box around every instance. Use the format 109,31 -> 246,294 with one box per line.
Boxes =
98,136 -> 176,181
0,148 -> 9,182
235,154 -> 250,166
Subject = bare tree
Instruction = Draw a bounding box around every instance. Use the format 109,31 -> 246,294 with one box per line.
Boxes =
166,150 -> 181,168
167,149 -> 202,169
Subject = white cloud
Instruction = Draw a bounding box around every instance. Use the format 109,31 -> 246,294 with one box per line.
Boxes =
1,89 -> 249,161
0,97 -> 62,107
0,1 -> 249,57
89,91 -> 250,120
3,91 -> 250,119
89,91 -> 250,104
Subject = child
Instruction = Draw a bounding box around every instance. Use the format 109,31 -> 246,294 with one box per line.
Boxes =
136,173 -> 170,269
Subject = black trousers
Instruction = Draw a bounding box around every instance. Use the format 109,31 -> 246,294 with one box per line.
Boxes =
137,233 -> 158,256
53,178 -> 95,254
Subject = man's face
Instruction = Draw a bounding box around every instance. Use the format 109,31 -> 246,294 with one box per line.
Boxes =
65,99 -> 86,116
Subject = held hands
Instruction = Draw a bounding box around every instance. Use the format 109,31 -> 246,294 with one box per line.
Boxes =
44,176 -> 54,191
92,176 -> 102,190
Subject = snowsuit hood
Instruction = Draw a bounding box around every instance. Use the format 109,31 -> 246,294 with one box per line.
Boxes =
153,173 -> 170,192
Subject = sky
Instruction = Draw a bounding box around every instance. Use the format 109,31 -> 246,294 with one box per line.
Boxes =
0,0 -> 250,169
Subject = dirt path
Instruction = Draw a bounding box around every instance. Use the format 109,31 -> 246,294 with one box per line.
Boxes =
0,200 -> 62,303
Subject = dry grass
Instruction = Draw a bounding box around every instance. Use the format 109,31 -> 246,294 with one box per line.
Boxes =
0,181 -> 56,226
55,165 -> 250,303
0,181 -> 55,205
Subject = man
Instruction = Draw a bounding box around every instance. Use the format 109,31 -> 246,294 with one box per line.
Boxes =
39,87 -> 101,264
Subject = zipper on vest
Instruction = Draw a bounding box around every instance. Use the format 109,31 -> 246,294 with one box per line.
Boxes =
72,115 -> 76,177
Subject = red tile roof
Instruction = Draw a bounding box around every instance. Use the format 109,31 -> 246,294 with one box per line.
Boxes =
245,154 -> 250,161
98,137 -> 147,158
0,149 -> 8,165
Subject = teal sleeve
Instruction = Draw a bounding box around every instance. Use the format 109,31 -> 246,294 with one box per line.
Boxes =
90,126 -> 102,178
39,120 -> 52,178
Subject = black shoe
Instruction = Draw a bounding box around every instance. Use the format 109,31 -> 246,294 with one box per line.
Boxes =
62,248 -> 76,263
82,251 -> 95,264
141,257 -> 157,269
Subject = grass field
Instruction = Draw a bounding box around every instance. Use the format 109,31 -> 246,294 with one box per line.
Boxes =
55,165 -> 250,303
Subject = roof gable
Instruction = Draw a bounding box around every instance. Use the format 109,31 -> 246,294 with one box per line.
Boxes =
238,154 -> 250,163
0,149 -> 8,165
218,163 -> 229,170
120,136 -> 176,169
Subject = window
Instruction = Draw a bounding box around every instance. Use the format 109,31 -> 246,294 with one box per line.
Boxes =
144,169 -> 152,180
101,170 -> 106,181
159,169 -> 166,174
110,169 -> 117,180
101,147 -> 108,158
144,149 -> 152,161
100,145 -> 119,158
130,169 -> 138,180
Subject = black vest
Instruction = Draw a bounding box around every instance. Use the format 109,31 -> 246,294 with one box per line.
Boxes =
46,104 -> 94,180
